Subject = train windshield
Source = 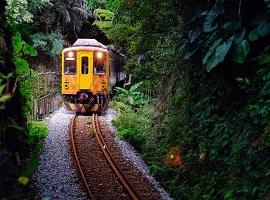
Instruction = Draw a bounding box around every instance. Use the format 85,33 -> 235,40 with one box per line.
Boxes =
64,52 -> 76,75
94,52 -> 106,75
65,59 -> 76,75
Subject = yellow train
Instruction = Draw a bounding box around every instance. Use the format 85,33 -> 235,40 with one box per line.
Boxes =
61,39 -> 125,113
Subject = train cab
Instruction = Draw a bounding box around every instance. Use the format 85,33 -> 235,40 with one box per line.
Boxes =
61,39 -> 110,113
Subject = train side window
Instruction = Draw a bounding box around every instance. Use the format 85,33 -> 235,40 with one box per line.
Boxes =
94,52 -> 106,75
65,59 -> 76,75
81,57 -> 88,74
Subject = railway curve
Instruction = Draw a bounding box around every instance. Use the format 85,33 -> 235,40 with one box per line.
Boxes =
69,113 -> 164,200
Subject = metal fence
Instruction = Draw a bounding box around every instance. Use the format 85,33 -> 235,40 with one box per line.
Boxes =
24,72 -> 62,120
33,94 -> 62,120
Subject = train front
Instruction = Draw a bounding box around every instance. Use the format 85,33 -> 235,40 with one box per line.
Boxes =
61,39 -> 110,113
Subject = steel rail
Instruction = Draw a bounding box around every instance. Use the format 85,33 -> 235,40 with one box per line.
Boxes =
70,114 -> 95,200
92,113 -> 139,200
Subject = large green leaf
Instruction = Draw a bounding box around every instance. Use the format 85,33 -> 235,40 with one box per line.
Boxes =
203,22 -> 217,33
232,40 -> 250,64
248,21 -> 270,42
15,58 -> 30,75
207,31 -> 218,44
222,20 -> 241,31
0,94 -> 11,103
188,30 -> 199,43
224,189 -> 234,199
184,47 -> 198,60
233,29 -> 246,44
130,82 -> 143,93
206,53 -> 220,72
206,37 -> 234,72
257,22 -> 270,37
23,43 -> 38,56
128,96 -> 134,105
114,87 -> 129,95
203,5 -> 221,33
0,84 -> 5,94
178,39 -> 188,52
261,81 -> 270,95
215,38 -> 233,60
248,28 -> 260,42
12,35 -> 23,52
203,39 -> 222,65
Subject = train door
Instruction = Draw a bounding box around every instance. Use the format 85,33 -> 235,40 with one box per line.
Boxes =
78,52 -> 93,90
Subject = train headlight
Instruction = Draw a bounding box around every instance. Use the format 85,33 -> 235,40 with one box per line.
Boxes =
96,52 -> 103,59
67,51 -> 74,58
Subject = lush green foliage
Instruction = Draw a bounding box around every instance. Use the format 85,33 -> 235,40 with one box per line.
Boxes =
32,31 -> 64,57
1,2 -> 33,198
6,0 -> 34,23
17,71 -> 42,120
6,0 -> 52,24
113,103 -> 154,152
32,0 -> 89,33
114,82 -> 149,108
1,0 -> 107,198
102,0 -> 270,199
94,0 -> 180,85
177,0 -> 270,72
22,121 -> 48,177
87,0 -> 106,10
12,34 -> 38,75
112,82 -> 152,151
93,8 -> 113,30
0,1 -> 51,198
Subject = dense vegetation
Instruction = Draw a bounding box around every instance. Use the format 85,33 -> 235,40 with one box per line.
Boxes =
1,0 -> 270,199
0,0 -> 97,198
97,0 -> 270,199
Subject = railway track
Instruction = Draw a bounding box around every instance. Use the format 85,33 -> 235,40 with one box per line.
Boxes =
70,114 -> 139,200
70,114 -> 95,199
92,114 -> 139,200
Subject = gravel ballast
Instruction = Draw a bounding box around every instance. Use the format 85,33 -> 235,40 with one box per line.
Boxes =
33,108 -> 87,200
33,107 -> 171,200
104,108 -> 172,200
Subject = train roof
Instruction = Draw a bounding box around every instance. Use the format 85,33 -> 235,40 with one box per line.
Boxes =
69,39 -> 125,58
73,39 -> 107,49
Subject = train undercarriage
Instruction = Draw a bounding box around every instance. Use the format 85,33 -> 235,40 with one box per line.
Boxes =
61,93 -> 109,113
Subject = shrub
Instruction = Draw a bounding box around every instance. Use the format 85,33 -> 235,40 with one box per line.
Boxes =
21,121 -> 48,177
114,82 -> 150,109
112,103 -> 154,152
